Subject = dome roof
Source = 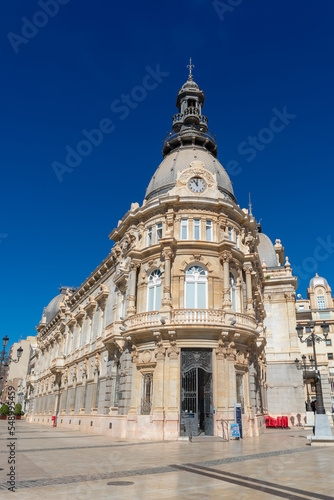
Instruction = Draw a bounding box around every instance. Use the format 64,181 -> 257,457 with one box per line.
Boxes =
309,274 -> 328,289
258,233 -> 278,268
145,147 -> 235,201
42,287 -> 74,324
43,294 -> 65,323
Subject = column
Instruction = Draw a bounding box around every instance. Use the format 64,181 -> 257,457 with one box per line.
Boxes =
152,337 -> 166,413
221,251 -> 232,310
244,264 -> 255,316
128,260 -> 139,315
161,250 -> 173,310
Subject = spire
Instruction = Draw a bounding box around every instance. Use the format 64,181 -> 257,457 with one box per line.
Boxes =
187,58 -> 194,81
249,192 -> 253,216
162,62 -> 217,158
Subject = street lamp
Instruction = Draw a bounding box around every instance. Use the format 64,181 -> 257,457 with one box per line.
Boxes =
296,321 -> 328,415
295,354 -> 314,411
0,337 -> 23,370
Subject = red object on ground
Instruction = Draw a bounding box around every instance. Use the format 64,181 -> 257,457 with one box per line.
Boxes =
51,416 -> 56,427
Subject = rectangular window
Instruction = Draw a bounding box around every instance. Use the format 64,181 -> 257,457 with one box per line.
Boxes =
327,339 -> 332,346
206,220 -> 212,241
181,219 -> 188,240
148,287 -> 154,311
317,295 -> 326,310
186,282 -> 195,308
307,338 -> 312,347
148,226 -> 152,246
197,282 -> 206,309
319,312 -> 330,319
156,222 -> 162,241
228,227 -> 232,241
236,233 -> 239,248
193,219 -> 201,240
299,305 -> 305,311
328,353 -> 333,360
155,284 -> 161,310
305,327 -> 311,333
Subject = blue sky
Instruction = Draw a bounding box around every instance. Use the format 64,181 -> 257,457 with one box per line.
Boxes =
1,0 -> 333,348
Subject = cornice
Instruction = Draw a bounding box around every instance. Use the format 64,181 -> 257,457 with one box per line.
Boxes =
109,194 -> 253,242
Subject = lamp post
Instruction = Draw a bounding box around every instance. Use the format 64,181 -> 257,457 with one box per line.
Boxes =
0,337 -> 23,391
296,321 -> 328,415
295,355 -> 314,411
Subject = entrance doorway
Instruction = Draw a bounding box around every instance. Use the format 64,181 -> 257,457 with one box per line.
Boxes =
180,349 -> 213,436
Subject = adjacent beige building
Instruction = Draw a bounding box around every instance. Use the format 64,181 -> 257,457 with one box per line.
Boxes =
2,336 -> 37,410
296,275 -> 334,414
25,69 -> 315,439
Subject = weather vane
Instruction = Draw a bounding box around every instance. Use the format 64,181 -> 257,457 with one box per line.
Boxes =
187,58 -> 194,80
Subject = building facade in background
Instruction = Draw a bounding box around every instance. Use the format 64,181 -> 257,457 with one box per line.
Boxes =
296,275 -> 334,412
25,70 -> 332,439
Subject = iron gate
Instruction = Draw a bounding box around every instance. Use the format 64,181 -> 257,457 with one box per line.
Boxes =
180,349 -> 213,436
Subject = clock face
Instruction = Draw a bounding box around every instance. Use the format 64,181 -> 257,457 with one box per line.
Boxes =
188,177 -> 206,193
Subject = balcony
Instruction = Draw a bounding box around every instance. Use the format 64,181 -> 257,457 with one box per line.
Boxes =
124,309 -> 258,334
27,374 -> 36,388
50,357 -> 65,374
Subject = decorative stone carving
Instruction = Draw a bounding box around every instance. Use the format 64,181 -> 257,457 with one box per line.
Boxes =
167,338 -> 179,358
220,250 -> 232,263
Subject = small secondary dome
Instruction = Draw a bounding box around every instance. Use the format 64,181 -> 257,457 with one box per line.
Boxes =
145,146 -> 235,201
42,287 -> 75,324
309,273 -> 328,289
258,233 -> 278,268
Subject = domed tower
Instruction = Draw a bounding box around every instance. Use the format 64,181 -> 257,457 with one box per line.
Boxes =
308,274 -> 332,310
162,59 -> 217,158
108,63 -> 269,440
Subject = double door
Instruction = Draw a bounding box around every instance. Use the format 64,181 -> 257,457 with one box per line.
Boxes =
180,349 -> 213,436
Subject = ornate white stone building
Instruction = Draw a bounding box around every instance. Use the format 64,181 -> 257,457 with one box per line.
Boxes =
26,68 -> 320,439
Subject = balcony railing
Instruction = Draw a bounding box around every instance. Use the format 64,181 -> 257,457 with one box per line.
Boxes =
125,309 -> 257,332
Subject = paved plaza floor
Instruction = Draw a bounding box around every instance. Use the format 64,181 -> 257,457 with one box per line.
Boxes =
0,421 -> 333,499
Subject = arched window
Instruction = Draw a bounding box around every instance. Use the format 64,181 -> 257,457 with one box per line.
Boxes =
147,270 -> 162,311
185,265 -> 207,309
230,272 -> 237,311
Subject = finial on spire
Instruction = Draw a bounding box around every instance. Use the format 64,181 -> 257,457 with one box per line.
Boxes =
248,192 -> 253,216
187,57 -> 194,81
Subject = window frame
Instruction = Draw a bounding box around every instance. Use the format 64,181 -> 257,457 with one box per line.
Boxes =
156,222 -> 163,241
184,265 -> 208,309
147,269 -> 162,311
317,295 -> 326,310
147,226 -> 153,246
206,220 -> 212,241
193,219 -> 201,240
181,219 -> 188,240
